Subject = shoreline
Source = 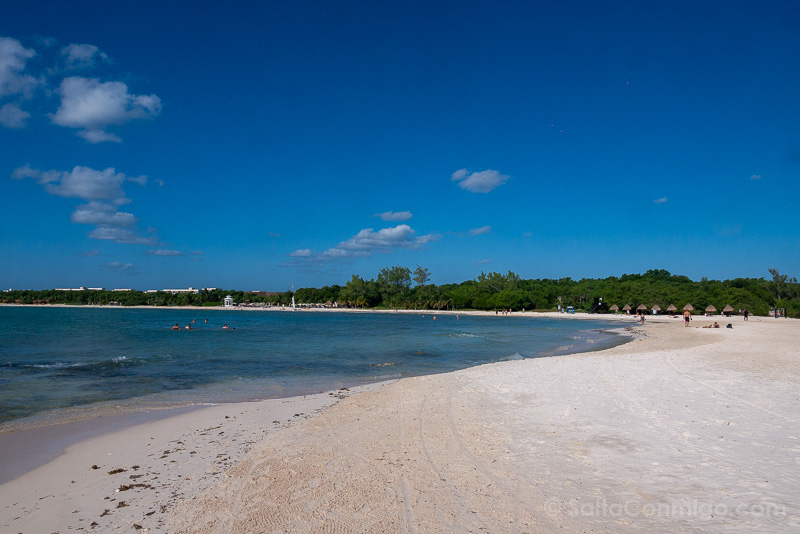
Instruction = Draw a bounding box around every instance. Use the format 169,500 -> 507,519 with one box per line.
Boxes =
0,310 -> 637,436
3,315 -> 797,532
0,313 -> 634,475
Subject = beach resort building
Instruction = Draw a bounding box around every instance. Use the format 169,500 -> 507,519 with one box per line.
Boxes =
55,287 -> 107,291
162,287 -> 201,295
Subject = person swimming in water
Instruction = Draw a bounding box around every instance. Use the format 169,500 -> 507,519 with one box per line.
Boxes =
171,323 -> 180,330
222,324 -> 228,329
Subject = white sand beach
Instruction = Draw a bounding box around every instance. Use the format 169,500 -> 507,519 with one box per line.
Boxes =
1,313 -> 799,533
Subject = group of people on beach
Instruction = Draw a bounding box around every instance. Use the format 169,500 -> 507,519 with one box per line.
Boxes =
171,319 -> 232,330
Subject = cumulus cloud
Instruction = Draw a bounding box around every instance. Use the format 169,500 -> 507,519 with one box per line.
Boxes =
12,164 -> 158,245
750,174 -> 762,180
286,224 -> 441,266
653,197 -> 668,204
60,43 -> 109,70
13,165 -> 146,205
147,249 -> 183,256
0,37 -> 39,99
451,168 -> 509,193
0,102 -> 29,127
326,225 -> 440,258
373,210 -> 412,222
89,227 -> 158,245
469,225 -> 492,236
71,201 -> 139,226
50,76 -> 161,142
103,261 -> 139,273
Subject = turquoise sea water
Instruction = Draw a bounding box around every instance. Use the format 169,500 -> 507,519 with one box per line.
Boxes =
0,307 -> 627,428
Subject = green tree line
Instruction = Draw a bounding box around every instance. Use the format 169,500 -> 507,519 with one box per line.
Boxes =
2,268 -> 798,317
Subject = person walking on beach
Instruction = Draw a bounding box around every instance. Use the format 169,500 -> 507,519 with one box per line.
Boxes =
744,309 -> 749,321
683,310 -> 691,327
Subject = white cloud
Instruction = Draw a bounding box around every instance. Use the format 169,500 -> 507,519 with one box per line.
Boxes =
80,249 -> 100,257
13,165 -> 146,205
50,76 -> 161,142
13,164 -> 158,245
191,250 -> 204,256
373,210 -> 412,222
103,261 -> 139,273
653,197 -> 668,204
60,44 -> 109,70
750,174 -> 762,180
328,225 -> 439,256
473,259 -> 491,265
0,37 -> 39,99
469,225 -> 492,236
451,168 -> 509,193
147,249 -> 183,256
451,168 -> 468,180
286,224 -> 441,266
0,102 -> 29,127
71,202 -> 139,226
89,227 -> 158,245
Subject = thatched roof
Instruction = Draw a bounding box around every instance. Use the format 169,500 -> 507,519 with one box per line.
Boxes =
622,304 -> 631,311
683,304 -> 694,311
723,304 -> 734,312
706,305 -> 717,312
651,304 -> 662,311
636,304 -> 648,311
667,304 -> 677,311
609,304 -> 619,311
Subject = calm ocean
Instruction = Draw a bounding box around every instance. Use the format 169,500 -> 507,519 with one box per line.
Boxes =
0,307 -> 627,429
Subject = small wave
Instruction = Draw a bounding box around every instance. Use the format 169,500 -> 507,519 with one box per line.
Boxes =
11,356 -> 143,372
502,353 -> 524,361
449,333 -> 482,339
369,362 -> 395,367
28,361 -> 92,370
371,373 -> 402,380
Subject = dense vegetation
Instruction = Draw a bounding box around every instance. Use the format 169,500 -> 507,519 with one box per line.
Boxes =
2,268 -> 798,318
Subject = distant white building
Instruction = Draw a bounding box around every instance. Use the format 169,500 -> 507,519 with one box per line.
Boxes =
162,287 -> 200,295
55,287 -> 106,291
113,288 -> 133,292
223,295 -> 234,307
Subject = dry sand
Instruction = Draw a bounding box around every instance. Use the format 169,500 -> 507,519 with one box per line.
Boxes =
2,313 -> 799,533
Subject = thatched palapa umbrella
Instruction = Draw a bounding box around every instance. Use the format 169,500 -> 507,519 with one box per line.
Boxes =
609,304 -> 619,312
636,304 -> 648,312
683,304 -> 694,311
622,304 -> 632,314
667,304 -> 677,313
723,304 -> 734,313
651,304 -> 662,315
706,305 -> 717,314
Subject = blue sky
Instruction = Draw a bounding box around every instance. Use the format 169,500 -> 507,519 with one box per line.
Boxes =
1,1 -> 798,291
